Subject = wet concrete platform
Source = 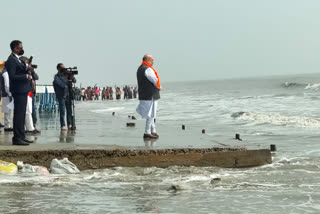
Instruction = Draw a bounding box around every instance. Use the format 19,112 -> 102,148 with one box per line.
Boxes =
0,103 -> 272,169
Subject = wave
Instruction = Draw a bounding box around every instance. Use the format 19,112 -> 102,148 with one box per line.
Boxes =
239,93 -> 294,100
305,83 -> 320,91
281,81 -> 320,91
231,111 -> 320,128
231,112 -> 247,118
281,82 -> 307,88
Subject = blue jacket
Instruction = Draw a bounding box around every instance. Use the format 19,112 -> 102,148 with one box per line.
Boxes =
53,73 -> 68,99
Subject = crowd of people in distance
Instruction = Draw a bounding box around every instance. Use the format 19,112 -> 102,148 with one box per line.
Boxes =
73,85 -> 138,101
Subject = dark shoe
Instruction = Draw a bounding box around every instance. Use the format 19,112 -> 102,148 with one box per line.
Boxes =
4,128 -> 14,132
23,138 -> 34,144
34,128 -> 41,133
143,133 -> 158,139
13,140 -> 29,146
0,123 -> 4,128
26,129 -> 41,135
151,133 -> 159,138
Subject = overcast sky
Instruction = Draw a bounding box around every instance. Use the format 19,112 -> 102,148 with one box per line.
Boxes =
1,0 -> 320,86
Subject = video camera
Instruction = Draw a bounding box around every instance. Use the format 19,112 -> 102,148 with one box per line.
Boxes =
29,56 -> 38,69
62,67 -> 78,75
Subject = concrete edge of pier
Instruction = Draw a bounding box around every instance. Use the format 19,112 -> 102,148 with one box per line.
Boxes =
0,144 -> 272,169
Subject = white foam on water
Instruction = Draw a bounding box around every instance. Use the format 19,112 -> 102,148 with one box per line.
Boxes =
83,172 -> 102,180
252,156 -> 301,170
305,83 -> 320,91
292,169 -> 319,174
235,112 -> 320,128
236,182 -> 286,188
299,184 -> 320,188
282,82 -> 307,88
0,174 -> 60,185
182,175 -> 211,183
251,131 -> 276,136
91,107 -> 125,113
304,149 -> 320,156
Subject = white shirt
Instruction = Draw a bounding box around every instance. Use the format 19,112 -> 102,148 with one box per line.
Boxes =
13,53 -> 20,60
145,68 -> 158,88
13,53 -> 23,65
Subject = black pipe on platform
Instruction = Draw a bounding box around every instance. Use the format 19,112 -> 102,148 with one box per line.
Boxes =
234,134 -> 242,141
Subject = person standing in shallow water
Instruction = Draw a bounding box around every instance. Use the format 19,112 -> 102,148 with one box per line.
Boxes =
136,54 -> 161,139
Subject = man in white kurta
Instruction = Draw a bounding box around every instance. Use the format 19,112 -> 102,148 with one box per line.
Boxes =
1,68 -> 13,131
19,56 -> 40,134
136,54 -> 161,139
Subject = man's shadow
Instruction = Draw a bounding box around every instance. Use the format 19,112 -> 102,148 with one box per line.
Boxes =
59,130 -> 75,143
143,138 -> 157,148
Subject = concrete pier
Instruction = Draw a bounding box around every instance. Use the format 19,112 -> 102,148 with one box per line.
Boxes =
0,103 -> 272,169
0,144 -> 272,170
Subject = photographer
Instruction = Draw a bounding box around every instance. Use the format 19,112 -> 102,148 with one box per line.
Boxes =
53,63 -> 76,131
19,56 -> 40,134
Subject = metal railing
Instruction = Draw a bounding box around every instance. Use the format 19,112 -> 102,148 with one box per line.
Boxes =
35,84 -> 57,113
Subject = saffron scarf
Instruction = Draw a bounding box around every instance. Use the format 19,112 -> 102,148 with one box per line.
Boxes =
142,61 -> 161,89
0,61 -> 4,71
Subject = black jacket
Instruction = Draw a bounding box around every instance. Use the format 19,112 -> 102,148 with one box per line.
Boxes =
136,64 -> 160,100
5,53 -> 32,95
53,73 -> 76,99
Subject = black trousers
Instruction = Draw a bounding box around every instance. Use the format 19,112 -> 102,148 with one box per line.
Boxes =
12,93 -> 27,142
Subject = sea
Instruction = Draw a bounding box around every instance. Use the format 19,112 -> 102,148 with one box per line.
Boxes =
1,73 -> 320,213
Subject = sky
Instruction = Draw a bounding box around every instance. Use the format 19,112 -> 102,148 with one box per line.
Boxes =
1,0 -> 320,86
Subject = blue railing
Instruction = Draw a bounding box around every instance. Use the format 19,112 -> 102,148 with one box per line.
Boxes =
35,85 -> 57,113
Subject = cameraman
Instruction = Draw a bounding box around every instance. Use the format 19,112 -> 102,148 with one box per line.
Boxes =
53,63 -> 76,131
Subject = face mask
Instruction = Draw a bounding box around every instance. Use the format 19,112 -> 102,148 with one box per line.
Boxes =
18,49 -> 24,56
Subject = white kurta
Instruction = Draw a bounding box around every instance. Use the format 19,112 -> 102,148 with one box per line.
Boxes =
1,97 -> 11,113
136,67 -> 159,119
25,96 -> 34,131
136,100 -> 158,118
1,72 -> 12,113
26,96 -> 33,114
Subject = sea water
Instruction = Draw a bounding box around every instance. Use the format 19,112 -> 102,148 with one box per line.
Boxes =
1,73 -> 320,213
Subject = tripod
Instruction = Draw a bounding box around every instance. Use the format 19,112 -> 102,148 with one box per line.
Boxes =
68,79 -> 76,130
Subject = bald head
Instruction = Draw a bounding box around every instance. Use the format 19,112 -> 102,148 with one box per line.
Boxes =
142,54 -> 154,66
